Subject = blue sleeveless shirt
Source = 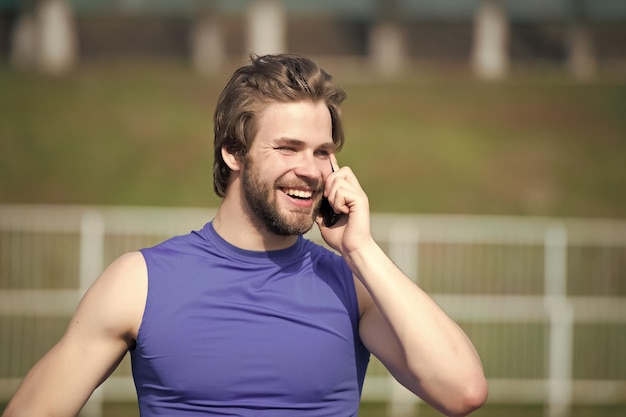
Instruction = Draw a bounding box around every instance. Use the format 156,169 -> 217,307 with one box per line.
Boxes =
132,222 -> 370,416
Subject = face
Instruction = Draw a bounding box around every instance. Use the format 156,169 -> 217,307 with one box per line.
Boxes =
241,100 -> 335,236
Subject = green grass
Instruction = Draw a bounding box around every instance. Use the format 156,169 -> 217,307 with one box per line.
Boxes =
2,401 -> 626,417
73,401 -> 626,417
1,60 -> 626,417
1,60 -> 626,218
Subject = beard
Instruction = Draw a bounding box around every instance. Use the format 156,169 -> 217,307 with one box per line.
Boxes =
241,161 -> 319,236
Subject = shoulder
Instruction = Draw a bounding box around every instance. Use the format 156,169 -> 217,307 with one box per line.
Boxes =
141,226 -> 213,262
75,251 -> 147,342
103,250 -> 147,277
301,238 -> 343,262
93,251 -> 147,297
302,239 -> 373,318
300,239 -> 374,318
301,239 -> 353,279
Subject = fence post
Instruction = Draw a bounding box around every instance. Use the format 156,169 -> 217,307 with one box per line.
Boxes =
78,210 -> 105,417
388,220 -> 419,283
544,223 -> 573,417
387,221 -> 420,416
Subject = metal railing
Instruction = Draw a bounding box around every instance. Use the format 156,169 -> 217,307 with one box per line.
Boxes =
1,204 -> 625,417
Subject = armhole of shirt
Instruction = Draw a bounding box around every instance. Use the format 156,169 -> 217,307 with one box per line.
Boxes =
340,259 -> 362,331
135,248 -> 153,348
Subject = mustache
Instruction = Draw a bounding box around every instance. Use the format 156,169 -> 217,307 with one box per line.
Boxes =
275,178 -> 323,191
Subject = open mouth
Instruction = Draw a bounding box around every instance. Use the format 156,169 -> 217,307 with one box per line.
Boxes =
282,188 -> 313,200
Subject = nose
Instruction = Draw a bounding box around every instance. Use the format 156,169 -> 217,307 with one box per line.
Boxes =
293,152 -> 328,180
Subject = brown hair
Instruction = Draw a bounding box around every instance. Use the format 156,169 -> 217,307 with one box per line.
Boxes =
212,54 -> 347,197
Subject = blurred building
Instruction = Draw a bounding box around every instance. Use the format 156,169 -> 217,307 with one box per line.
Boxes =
1,0 -> 625,78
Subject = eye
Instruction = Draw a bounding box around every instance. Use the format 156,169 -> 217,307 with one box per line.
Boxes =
314,149 -> 331,159
275,146 -> 297,155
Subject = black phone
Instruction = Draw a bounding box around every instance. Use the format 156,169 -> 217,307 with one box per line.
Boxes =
320,197 -> 338,227
320,160 -> 339,227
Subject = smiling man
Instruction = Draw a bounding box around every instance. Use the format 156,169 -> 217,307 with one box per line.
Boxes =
221,99 -> 335,242
2,54 -> 487,417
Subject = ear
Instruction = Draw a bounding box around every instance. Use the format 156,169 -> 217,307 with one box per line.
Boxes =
221,146 -> 243,172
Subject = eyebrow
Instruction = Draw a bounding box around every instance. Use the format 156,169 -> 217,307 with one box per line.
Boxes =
273,137 -> 336,151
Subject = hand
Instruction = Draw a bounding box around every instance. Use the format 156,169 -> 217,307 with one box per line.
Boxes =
316,155 -> 373,255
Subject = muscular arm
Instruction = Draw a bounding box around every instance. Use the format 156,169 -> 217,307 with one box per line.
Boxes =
318,157 -> 487,417
2,252 -> 147,417
349,244 -> 487,417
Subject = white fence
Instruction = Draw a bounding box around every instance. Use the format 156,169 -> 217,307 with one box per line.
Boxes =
1,204 -> 625,417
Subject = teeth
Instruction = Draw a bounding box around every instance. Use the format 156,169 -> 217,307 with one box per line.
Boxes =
284,189 -> 312,199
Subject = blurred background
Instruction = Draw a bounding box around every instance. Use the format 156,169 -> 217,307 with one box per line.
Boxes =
0,0 -> 625,416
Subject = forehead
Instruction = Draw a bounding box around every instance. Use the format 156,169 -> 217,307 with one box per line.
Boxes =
254,100 -> 333,145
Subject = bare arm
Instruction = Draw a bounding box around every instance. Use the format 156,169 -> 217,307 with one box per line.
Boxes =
2,252 -> 147,417
318,156 -> 488,417
350,244 -> 487,416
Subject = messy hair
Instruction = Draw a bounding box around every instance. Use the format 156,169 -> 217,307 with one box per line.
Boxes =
212,53 -> 347,197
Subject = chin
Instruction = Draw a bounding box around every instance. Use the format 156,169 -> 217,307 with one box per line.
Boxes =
270,213 -> 315,236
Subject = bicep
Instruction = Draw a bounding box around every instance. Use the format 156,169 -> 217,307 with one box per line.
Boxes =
354,277 -> 400,362
354,277 -> 421,393
3,252 -> 147,417
5,332 -> 128,417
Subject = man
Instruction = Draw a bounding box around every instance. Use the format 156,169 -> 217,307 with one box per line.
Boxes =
2,54 -> 487,417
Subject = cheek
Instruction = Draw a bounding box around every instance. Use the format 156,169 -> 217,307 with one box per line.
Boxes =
315,158 -> 333,176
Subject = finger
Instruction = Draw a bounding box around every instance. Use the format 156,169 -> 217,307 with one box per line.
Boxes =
315,214 -> 324,228
334,166 -> 363,192
326,182 -> 352,215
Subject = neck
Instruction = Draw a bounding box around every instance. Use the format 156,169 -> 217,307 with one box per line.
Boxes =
212,195 -> 299,252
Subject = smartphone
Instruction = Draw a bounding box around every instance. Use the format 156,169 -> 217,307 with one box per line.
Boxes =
320,160 -> 339,227
320,197 -> 338,227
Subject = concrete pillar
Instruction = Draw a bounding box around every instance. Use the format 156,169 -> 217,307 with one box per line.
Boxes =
368,21 -> 405,78
566,0 -> 596,81
472,0 -> 509,80
36,0 -> 78,75
190,14 -> 224,76
567,25 -> 596,80
10,11 -> 38,70
246,0 -> 286,56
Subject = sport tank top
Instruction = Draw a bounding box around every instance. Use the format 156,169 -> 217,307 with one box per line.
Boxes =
131,222 -> 370,416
